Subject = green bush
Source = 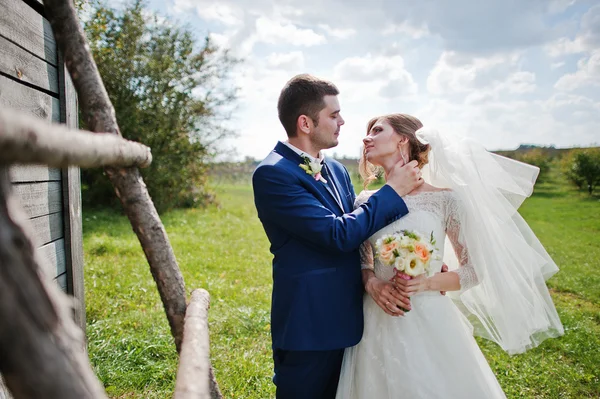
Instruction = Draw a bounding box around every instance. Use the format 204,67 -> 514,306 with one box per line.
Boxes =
81,0 -> 238,212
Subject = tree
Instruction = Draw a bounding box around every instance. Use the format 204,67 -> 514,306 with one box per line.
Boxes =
561,148 -> 600,195
82,0 -> 238,211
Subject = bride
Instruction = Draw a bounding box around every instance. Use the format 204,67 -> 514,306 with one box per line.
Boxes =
335,114 -> 564,398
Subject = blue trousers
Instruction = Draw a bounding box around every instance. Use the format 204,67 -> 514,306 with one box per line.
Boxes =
273,348 -> 345,399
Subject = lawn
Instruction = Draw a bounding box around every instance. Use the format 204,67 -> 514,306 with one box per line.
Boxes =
83,172 -> 600,398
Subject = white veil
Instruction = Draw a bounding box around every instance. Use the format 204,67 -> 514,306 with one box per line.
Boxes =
417,127 -> 564,354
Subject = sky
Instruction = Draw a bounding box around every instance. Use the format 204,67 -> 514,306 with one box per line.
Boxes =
111,0 -> 599,160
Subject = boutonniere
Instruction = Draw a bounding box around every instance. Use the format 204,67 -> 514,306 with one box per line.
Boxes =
299,156 -> 328,183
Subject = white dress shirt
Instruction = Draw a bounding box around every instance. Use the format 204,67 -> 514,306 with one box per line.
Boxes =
281,141 -> 343,208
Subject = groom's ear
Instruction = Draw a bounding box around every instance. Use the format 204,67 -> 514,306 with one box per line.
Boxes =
297,115 -> 312,135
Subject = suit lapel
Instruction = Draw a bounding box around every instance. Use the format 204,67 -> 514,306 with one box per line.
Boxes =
273,142 -> 344,213
322,160 -> 346,212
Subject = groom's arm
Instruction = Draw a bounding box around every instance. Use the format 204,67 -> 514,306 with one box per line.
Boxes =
252,165 -> 408,253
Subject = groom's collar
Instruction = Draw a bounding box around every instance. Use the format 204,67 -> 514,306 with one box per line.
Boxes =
281,141 -> 325,164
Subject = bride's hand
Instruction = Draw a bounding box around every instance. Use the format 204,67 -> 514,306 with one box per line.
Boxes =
365,276 -> 411,317
405,274 -> 431,297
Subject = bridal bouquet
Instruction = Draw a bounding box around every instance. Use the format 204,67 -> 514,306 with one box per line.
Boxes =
375,230 -> 439,277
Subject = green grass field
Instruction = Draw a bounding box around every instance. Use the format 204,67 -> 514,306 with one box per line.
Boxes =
83,172 -> 600,398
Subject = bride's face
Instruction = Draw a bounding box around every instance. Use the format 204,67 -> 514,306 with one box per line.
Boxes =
363,119 -> 404,167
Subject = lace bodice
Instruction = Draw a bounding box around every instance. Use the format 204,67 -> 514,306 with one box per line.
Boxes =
356,190 -> 478,291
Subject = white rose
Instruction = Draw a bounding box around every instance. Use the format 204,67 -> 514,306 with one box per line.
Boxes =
309,159 -> 322,173
394,256 -> 404,271
403,255 -> 425,277
400,236 -> 413,248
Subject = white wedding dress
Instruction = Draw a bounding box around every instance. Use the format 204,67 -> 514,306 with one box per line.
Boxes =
336,190 -> 507,399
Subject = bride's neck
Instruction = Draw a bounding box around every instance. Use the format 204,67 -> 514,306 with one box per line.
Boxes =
382,153 -> 404,181
381,154 -> 428,195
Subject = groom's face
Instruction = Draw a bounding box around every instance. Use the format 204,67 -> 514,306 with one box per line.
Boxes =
310,95 -> 344,150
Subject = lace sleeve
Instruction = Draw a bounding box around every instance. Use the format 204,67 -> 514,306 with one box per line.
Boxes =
360,242 -> 374,270
353,189 -> 375,209
354,190 -> 376,270
445,193 -> 478,291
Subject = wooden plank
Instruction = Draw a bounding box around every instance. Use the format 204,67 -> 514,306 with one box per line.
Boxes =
9,164 -> 61,182
54,272 -> 68,292
62,167 -> 85,329
36,238 -> 66,279
12,181 -> 62,219
64,65 -> 78,129
0,35 -> 59,94
0,0 -> 58,66
60,60 -> 85,329
0,75 -> 60,122
29,211 -> 64,247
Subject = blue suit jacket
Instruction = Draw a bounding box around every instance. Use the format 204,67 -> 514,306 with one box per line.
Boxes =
252,142 -> 409,351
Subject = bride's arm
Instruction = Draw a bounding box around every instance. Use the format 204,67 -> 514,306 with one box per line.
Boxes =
406,193 -> 478,295
360,242 -> 411,316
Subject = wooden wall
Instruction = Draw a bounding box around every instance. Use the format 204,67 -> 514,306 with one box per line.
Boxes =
0,0 -> 85,396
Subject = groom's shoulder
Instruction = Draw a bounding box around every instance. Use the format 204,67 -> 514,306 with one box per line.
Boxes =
254,149 -> 290,171
252,149 -> 297,182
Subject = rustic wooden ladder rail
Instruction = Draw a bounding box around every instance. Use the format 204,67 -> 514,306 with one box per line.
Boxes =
0,0 -> 222,398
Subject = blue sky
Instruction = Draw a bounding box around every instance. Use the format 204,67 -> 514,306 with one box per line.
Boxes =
110,0 -> 599,160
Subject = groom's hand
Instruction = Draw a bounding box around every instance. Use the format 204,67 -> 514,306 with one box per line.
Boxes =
386,160 -> 423,196
365,274 -> 411,317
440,264 -> 448,295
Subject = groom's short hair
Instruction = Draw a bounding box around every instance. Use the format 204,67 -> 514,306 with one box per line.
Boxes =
278,74 -> 339,137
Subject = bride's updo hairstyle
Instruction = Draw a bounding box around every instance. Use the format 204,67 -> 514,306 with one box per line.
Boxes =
359,113 -> 430,189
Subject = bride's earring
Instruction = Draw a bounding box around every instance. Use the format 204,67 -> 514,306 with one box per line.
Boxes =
400,152 -> 408,165
398,146 -> 408,165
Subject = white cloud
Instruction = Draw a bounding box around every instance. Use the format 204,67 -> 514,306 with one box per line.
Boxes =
427,51 -> 527,96
579,5 -> 600,50
546,4 -> 600,57
334,54 -> 412,83
266,51 -> 305,70
196,3 -> 242,25
382,22 -> 429,39
152,0 -> 598,159
333,54 -> 418,99
378,78 -> 418,99
461,71 -> 536,104
415,94 -> 599,151
318,24 -> 356,40
546,93 -> 600,125
546,37 -> 585,57
208,32 -> 230,48
501,71 -> 537,94
255,17 -> 327,46
555,50 -> 600,91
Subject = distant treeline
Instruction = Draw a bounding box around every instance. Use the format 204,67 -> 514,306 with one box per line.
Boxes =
494,144 -> 587,159
210,145 -> 600,196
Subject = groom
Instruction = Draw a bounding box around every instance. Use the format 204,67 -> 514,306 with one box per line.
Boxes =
252,74 -> 422,398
